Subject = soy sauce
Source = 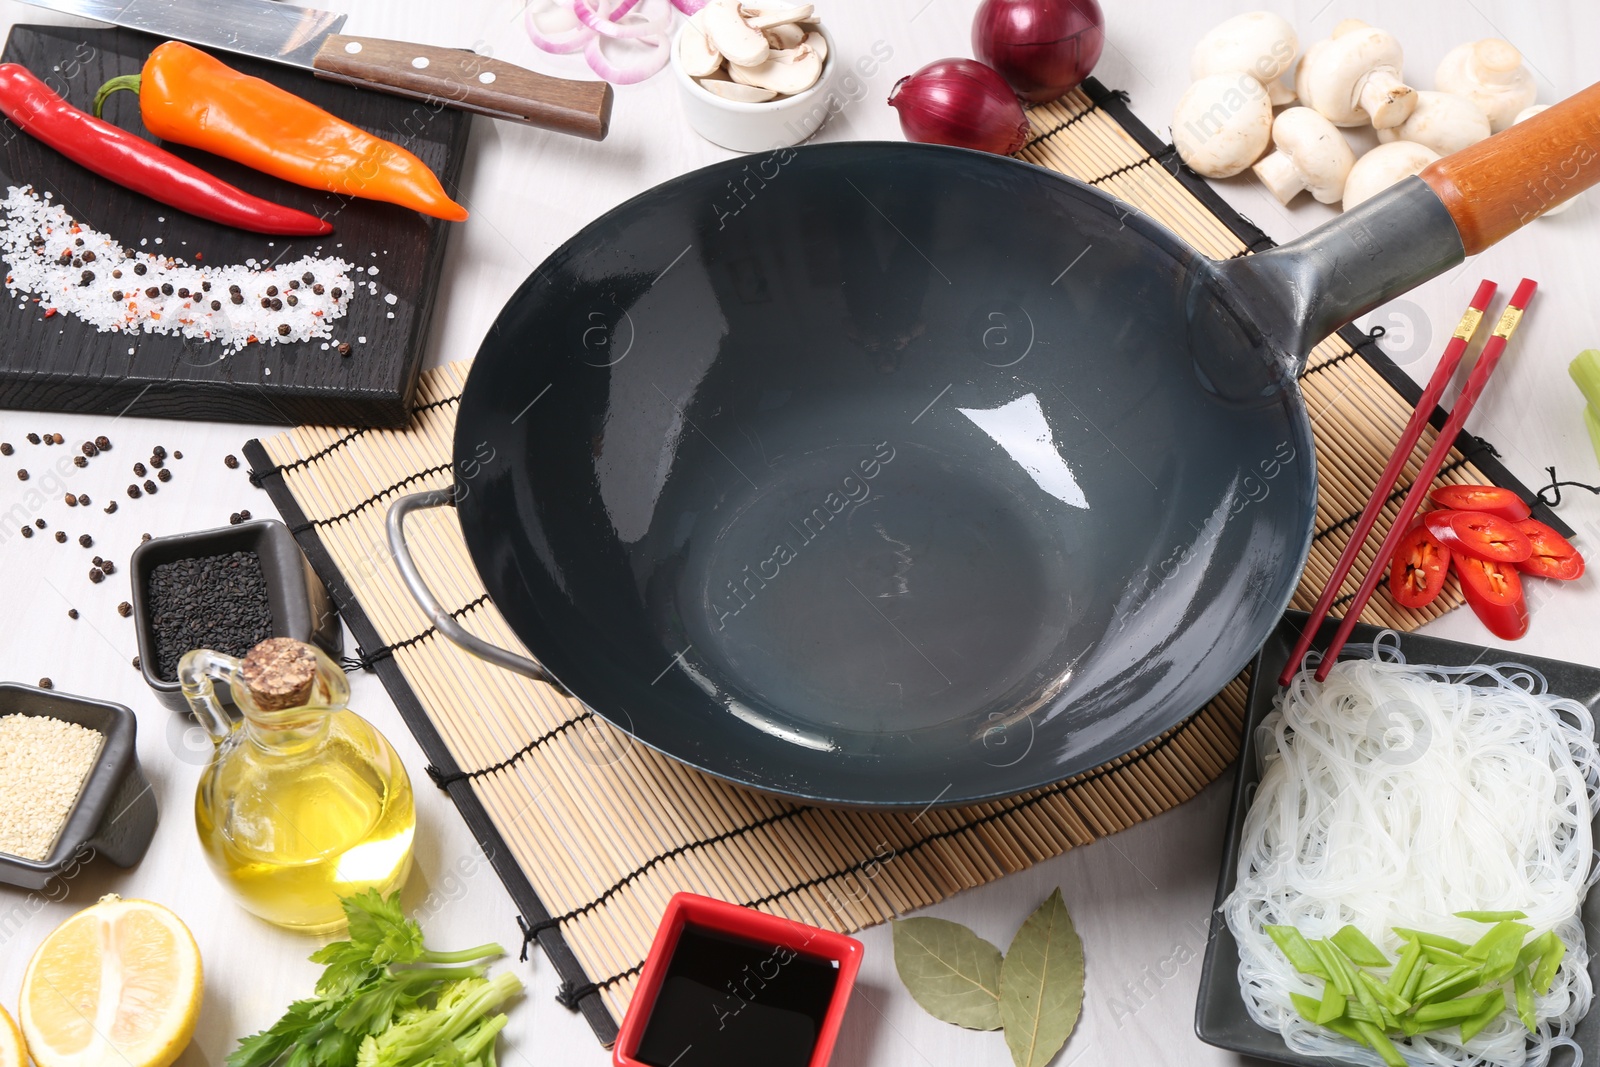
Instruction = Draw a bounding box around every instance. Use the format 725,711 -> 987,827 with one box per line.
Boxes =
635,924 -> 839,1067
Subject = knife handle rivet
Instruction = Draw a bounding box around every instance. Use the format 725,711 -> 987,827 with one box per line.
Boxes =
479,71 -> 496,84
412,56 -> 430,69
344,41 -> 363,54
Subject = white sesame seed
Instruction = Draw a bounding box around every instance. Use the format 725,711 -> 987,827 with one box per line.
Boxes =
0,714 -> 103,861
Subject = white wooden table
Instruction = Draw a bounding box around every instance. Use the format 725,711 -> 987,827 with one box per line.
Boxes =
2,1 -> 1598,1065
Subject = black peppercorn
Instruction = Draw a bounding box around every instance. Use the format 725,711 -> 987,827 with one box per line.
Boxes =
34,519 -> 44,529
67,608 -> 78,619
312,284 -> 325,295
303,272 -> 315,284
81,441 -> 97,457
38,678 -> 52,690
229,512 -> 242,525
127,484 -> 142,498
286,295 -> 298,307
277,323 -> 291,336
288,280 -> 300,290
117,602 -> 132,617
202,281 -> 211,292
161,282 -> 173,296
239,509 -> 252,521
152,445 -> 166,459
331,287 -> 342,299
149,454 -> 164,469
231,293 -> 244,305
25,433 -> 39,444
54,531 -> 66,542
73,455 -> 86,468
224,454 -> 239,469
173,451 -> 183,460
133,262 -> 146,275
89,567 -> 104,583
0,443 -> 10,456
77,494 -> 89,506
20,525 -> 32,538
133,462 -> 146,476
103,502 -> 117,514
16,470 -> 28,481
78,533 -> 92,547
157,468 -> 171,482
177,288 -> 190,298
229,284 -> 241,294
144,479 -> 157,494
64,493 -> 77,507
74,237 -> 82,246
144,286 -> 160,299
100,560 -> 115,576
266,285 -> 278,296
92,556 -> 102,567
140,533 -> 151,542
260,298 -> 271,309
82,250 -> 95,263
111,290 -> 124,301
210,300 -> 221,311
132,656 -> 140,670
79,270 -> 94,286
95,436 -> 111,450
338,343 -> 352,356
270,298 -> 283,312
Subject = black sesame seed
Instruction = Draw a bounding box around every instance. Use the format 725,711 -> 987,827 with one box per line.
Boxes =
144,480 -> 157,494
133,462 -> 146,476
224,454 -> 239,469
133,263 -> 147,275
54,531 -> 66,542
265,285 -> 278,297
277,323 -> 291,336
78,533 -> 92,547
157,468 -> 171,483
95,436 -> 110,450
127,484 -> 141,498
117,601 -> 132,617
89,567 -> 103,583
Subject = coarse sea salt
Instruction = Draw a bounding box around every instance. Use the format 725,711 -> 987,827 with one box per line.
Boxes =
0,186 -> 356,353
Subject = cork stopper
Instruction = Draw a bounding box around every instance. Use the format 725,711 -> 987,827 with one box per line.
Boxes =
240,638 -> 318,711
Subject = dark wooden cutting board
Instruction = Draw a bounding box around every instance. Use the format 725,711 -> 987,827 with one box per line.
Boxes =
0,24 -> 471,427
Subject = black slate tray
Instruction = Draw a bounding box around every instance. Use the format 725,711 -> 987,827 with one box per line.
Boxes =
1196,611 -> 1600,1066
0,24 -> 471,428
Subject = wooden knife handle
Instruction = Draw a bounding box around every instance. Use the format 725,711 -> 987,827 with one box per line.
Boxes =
312,35 -> 613,140
1418,79 -> 1600,254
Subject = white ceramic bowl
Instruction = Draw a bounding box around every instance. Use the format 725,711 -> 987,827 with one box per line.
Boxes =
670,21 -> 837,154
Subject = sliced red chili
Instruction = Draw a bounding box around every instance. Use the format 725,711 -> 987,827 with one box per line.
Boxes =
1428,484 -> 1531,523
1423,509 -> 1533,564
1455,556 -> 1530,641
1514,519 -> 1585,580
1387,523 -> 1450,609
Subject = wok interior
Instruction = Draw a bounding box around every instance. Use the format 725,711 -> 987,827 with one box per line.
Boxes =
460,144 -> 1316,805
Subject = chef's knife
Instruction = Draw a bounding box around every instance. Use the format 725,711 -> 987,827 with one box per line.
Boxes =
17,0 -> 613,138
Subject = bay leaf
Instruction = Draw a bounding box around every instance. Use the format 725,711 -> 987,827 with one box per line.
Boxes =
891,916 -> 1005,1030
999,888 -> 1085,1067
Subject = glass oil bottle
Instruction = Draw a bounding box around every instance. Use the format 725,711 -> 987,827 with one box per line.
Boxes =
180,637 -> 415,933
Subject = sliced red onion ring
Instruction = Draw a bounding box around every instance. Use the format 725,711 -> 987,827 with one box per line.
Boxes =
670,0 -> 707,11
572,0 -> 669,40
524,1 -> 592,54
585,32 -> 670,84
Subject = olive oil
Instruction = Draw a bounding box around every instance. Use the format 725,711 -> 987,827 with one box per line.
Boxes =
183,638 -> 416,933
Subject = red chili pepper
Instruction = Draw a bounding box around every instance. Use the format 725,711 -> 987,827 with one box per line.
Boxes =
0,64 -> 331,236
1455,555 -> 1530,640
1387,522 -> 1450,609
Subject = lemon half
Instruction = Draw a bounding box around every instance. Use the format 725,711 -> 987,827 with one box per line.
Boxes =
0,1003 -> 25,1067
20,895 -> 202,1067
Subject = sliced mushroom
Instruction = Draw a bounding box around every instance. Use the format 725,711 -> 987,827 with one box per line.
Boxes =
697,77 -> 779,103
1342,141 -> 1439,212
727,43 -> 822,95
1374,91 -> 1490,156
679,22 -> 725,79
1436,39 -> 1537,132
1252,107 -> 1354,205
802,30 -> 827,63
703,2 -> 769,67
765,23 -> 804,49
742,2 -> 814,30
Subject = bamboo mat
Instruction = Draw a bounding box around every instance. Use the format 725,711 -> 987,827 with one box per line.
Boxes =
243,80 -> 1556,1046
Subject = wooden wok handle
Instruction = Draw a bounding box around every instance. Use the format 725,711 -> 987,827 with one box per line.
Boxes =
313,35 -> 613,140
1419,80 -> 1600,254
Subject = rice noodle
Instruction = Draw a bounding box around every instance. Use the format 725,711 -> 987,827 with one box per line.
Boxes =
1225,635 -> 1600,1067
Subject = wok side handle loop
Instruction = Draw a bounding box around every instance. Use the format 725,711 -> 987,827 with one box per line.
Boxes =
386,489 -> 562,688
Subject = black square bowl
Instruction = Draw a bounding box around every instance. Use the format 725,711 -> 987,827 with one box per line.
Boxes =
0,683 -> 158,890
129,519 -> 341,711
1195,612 -> 1600,1066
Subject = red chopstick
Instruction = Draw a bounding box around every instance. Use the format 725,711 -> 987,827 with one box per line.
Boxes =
1311,277 -> 1539,682
1277,279 -> 1499,687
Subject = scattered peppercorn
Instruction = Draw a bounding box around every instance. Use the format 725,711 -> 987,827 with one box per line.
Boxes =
82,250 -> 95,263
339,343 -> 352,357
95,436 -> 111,451
0,443 -> 11,455
210,300 -> 221,311
64,493 -> 77,507
79,270 -> 94,286
38,678 -> 52,690
100,560 -> 115,576
78,534 -> 92,548
331,287 -> 342,299
54,531 -> 66,543
157,468 -> 171,483
89,567 -> 103,583
286,295 -> 298,307
224,454 -> 239,469
143,480 -> 157,494
127,484 -> 141,498
77,494 -> 89,506
67,609 -> 77,619
34,519 -> 44,529
149,454 -> 164,469
132,462 -> 146,476
140,533 -> 151,542
132,656 -> 141,670
229,512 -> 241,524
259,297 -> 271,309
16,470 -> 28,481
231,293 -> 244,305
239,509 -> 252,521
92,556 -> 103,567
25,432 -> 39,444
144,287 -> 160,299
111,269 -> 121,279
133,262 -> 146,275
52,434 -> 63,445
277,323 -> 291,336
173,451 -> 183,460
312,284 -> 325,296
288,280 -> 300,290
117,601 -> 132,617
269,298 -> 283,312
81,441 -> 97,457
152,445 -> 166,459
303,272 -> 315,284
177,287 -> 190,298
111,290 -> 124,301
20,525 -> 32,538
103,502 -> 117,514
229,284 -> 241,294
265,285 -> 278,297
73,455 -> 86,468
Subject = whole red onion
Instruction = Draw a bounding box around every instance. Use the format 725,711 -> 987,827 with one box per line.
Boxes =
887,59 -> 1031,156
973,0 -> 1105,103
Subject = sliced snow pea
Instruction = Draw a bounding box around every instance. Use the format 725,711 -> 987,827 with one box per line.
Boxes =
1514,968 -> 1537,1032
1460,992 -> 1511,1043
1355,1020 -> 1406,1067
1454,910 -> 1528,922
1331,925 -> 1390,967
1267,925 -> 1327,977
1532,932 -> 1565,994
1412,992 -> 1500,1025
1393,928 -> 1471,954
1387,938 -> 1422,994
1309,940 -> 1355,997
1317,982 -> 1347,1025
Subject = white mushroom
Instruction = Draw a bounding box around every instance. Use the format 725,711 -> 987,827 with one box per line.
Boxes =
1512,105 -> 1576,216
1342,141 -> 1440,212
1252,107 -> 1354,204
801,29 -> 826,63
1297,20 -> 1416,129
702,2 -> 769,67
1374,90 -> 1491,155
742,2 -> 814,30
697,77 -> 779,103
1172,72 -> 1273,179
765,23 -> 804,49
727,44 -> 822,95
678,19 -> 724,79
1190,12 -> 1299,107
1436,39 -> 1537,132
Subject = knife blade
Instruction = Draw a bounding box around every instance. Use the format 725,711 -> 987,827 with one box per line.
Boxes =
15,0 -> 612,139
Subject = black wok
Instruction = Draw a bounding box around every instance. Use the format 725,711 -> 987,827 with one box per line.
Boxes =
390,93 -> 1600,806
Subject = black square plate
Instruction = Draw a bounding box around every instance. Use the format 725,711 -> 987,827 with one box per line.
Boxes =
0,24 -> 470,427
1195,611 -> 1600,1066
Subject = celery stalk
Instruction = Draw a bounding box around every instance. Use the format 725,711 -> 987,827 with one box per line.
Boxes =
1585,405 -> 1600,469
1570,349 -> 1600,414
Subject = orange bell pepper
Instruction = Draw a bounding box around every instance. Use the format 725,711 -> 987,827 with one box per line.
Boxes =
95,41 -> 467,222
